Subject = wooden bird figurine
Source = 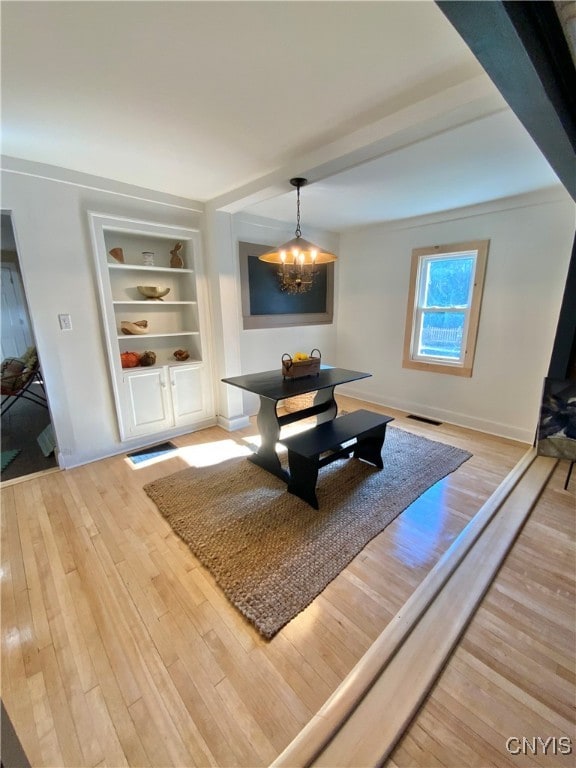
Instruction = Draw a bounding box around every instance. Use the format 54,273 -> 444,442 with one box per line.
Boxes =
170,241 -> 184,268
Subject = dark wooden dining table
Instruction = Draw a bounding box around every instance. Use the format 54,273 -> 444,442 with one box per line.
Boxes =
221,366 -> 372,481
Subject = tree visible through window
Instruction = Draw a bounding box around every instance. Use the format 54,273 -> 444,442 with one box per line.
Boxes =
403,240 -> 489,377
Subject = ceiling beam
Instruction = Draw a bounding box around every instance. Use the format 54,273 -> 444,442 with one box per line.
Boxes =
208,75 -> 507,215
437,0 -> 576,380
437,0 -> 576,200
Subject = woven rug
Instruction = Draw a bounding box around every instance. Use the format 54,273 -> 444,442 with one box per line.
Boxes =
144,427 -> 471,638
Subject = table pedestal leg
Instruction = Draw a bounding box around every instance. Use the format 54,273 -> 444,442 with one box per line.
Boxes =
314,387 -> 337,423
249,396 -> 289,482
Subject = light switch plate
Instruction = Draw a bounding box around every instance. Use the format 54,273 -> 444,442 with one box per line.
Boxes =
58,313 -> 72,331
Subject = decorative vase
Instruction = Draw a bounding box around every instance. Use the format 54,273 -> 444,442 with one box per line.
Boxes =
142,251 -> 155,266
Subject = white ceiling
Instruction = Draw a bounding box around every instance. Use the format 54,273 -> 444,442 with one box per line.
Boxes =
1,1 -> 562,232
242,110 -> 562,230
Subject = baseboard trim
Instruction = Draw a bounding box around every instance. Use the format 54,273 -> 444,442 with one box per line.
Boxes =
272,448 -> 557,767
217,414 -> 251,431
337,386 -> 534,443
56,417 -> 219,469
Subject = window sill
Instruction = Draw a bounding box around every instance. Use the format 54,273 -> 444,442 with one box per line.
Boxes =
402,358 -> 473,377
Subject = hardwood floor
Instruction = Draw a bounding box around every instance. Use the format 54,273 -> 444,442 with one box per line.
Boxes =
1,397 -> 573,767
387,458 -> 576,768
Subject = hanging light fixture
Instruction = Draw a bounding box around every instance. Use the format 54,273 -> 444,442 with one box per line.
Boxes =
258,178 -> 337,294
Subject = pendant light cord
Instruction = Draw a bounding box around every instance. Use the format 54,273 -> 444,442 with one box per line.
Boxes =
295,185 -> 302,238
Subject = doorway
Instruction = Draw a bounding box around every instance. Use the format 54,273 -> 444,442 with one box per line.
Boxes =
1,212 -> 58,482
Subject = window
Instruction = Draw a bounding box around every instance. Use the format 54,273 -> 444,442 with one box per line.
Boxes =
403,240 -> 489,377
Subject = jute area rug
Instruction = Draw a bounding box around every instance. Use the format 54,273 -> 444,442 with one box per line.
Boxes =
144,427 -> 471,639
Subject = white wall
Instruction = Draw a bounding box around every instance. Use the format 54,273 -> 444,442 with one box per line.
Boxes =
1,160 -> 339,464
336,189 -> 575,443
3,155 -> 573,469
230,213 -> 339,414
1,158 -> 204,467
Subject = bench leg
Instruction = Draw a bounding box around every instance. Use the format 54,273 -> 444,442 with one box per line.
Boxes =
287,451 -> 320,509
353,426 -> 386,469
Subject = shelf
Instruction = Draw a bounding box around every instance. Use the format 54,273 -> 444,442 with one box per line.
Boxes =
113,300 -> 198,306
117,331 -> 200,340
108,263 -> 194,274
121,358 -> 202,372
90,212 -> 213,439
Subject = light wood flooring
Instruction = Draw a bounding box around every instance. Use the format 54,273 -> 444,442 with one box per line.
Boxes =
1,396 -> 574,767
388,453 -> 576,768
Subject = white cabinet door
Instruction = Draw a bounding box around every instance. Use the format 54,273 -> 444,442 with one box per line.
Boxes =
121,368 -> 172,438
169,363 -> 205,426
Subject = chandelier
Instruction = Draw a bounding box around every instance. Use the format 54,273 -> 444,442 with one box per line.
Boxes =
258,178 -> 337,293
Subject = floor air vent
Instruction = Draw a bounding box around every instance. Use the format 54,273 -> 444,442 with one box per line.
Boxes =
407,414 -> 442,426
127,441 -> 178,465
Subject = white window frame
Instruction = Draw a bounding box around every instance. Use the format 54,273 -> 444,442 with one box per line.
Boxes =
402,240 -> 489,377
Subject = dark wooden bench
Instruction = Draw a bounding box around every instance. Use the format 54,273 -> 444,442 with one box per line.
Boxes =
279,409 -> 394,509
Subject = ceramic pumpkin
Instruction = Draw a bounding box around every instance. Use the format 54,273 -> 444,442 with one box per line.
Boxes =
121,351 -> 140,368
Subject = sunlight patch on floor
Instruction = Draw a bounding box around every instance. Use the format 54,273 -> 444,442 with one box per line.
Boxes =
289,597 -> 322,638
125,438 -> 252,470
179,438 -> 252,467
242,433 -> 287,455
242,433 -> 261,449
241,419 -> 316,453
